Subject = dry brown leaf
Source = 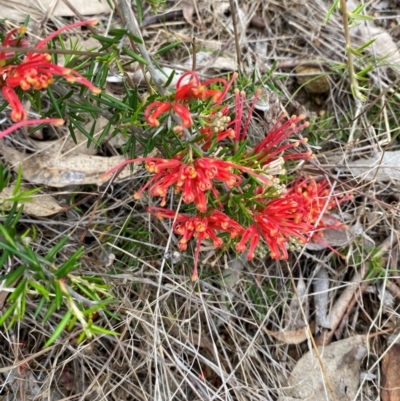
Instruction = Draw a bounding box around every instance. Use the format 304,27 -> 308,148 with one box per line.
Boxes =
0,185 -> 63,216
126,66 -> 184,88
351,21 -> 400,65
263,326 -> 311,345
306,222 -> 362,250
182,0 -> 196,28
347,151 -> 400,182
313,267 -> 331,332
382,342 -> 400,401
31,116 -> 116,156
278,335 -> 367,401
0,0 -> 111,21
189,51 -> 237,71
286,276 -> 308,330
0,145 -> 136,187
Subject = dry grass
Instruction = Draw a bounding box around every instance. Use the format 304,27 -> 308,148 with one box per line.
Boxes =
1,0 -> 400,400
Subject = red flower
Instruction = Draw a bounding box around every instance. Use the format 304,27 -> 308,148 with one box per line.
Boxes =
236,193 -> 311,260
251,115 -> 312,165
148,206 -> 244,280
144,101 -> 192,129
0,20 -> 101,122
288,178 -> 346,231
236,178 -> 346,260
235,225 -> 260,259
0,118 -> 64,139
228,88 -> 313,165
104,156 -> 249,212
175,71 -> 237,103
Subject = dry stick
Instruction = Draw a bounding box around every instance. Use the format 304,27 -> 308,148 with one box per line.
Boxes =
115,0 -> 166,96
0,45 -> 105,57
339,0 -> 363,144
286,266 -> 339,401
114,0 -> 197,143
316,235 -> 397,347
228,0 -> 242,71
192,37 -> 196,71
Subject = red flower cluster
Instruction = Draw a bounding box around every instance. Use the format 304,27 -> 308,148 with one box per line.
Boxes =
105,156 -> 249,212
144,71 -> 237,131
104,70 -> 348,280
0,20 -> 101,123
237,178 -> 345,260
251,114 -> 312,165
148,206 -> 244,280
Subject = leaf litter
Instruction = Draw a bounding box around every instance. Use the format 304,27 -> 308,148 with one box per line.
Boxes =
1,0 -> 400,400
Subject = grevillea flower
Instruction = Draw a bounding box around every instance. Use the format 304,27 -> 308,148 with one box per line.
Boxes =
236,192 -> 312,260
199,106 -> 235,149
104,156 -> 251,212
250,115 -> 313,165
0,118 -> 64,139
0,27 -> 29,62
144,101 -> 192,128
143,72 -> 237,131
289,178 -> 347,233
0,20 -> 101,122
236,178 -> 347,260
175,71 -> 236,103
148,206 -> 244,280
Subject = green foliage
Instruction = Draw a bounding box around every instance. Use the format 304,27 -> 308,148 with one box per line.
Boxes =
0,164 -> 117,346
0,208 -> 117,345
326,0 -> 377,102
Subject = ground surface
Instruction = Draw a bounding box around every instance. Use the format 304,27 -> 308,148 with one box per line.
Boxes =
1,1 -> 400,400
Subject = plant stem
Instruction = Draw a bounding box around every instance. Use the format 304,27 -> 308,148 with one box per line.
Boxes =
115,0 -> 166,96
339,0 -> 362,101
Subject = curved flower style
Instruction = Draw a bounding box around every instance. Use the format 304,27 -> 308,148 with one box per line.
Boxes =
251,115 -> 312,165
145,101 -> 192,128
148,206 -> 244,280
2,86 -> 26,122
0,20 -> 101,122
175,71 -> 231,103
236,192 -> 311,260
0,118 -> 64,139
0,27 -> 29,61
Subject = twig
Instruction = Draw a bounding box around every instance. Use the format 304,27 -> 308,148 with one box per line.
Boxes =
0,46 -> 105,57
339,0 -> 362,101
115,0 -> 166,96
228,0 -> 242,71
